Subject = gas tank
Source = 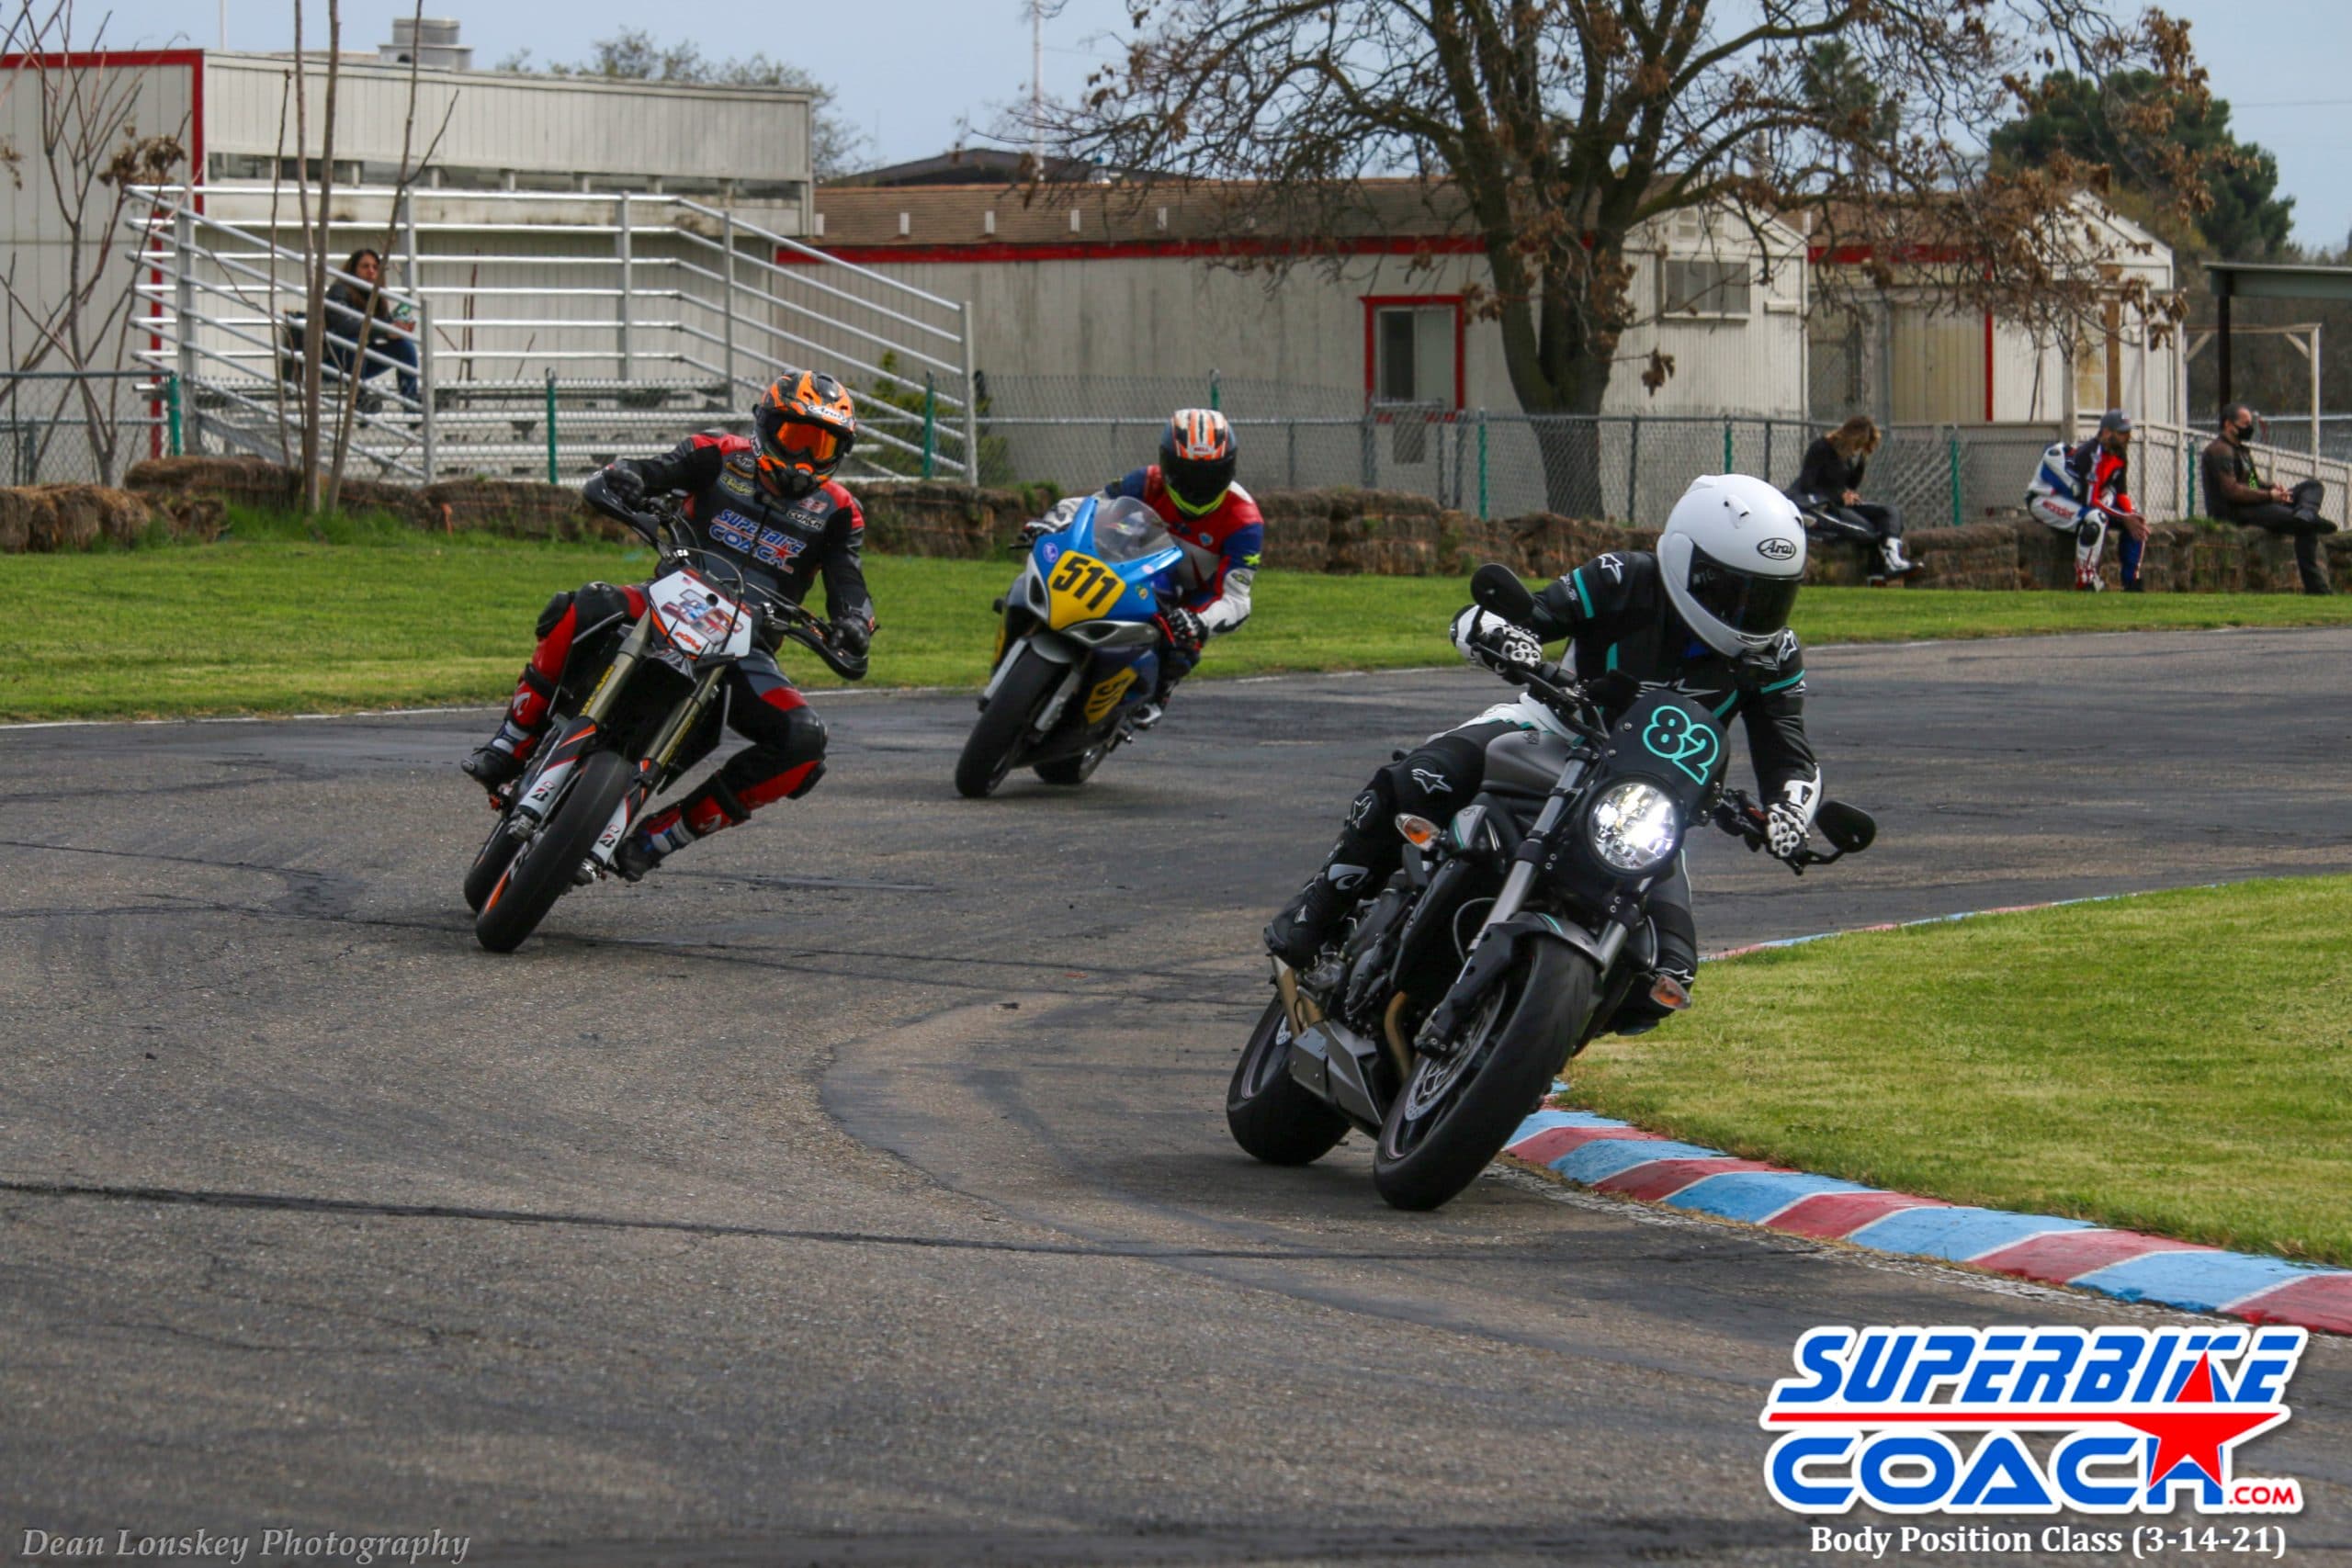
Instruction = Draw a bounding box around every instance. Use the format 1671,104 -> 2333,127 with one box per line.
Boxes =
1480,724 -> 1580,796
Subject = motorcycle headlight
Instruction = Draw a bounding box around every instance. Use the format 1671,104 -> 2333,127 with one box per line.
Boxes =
1587,780 -> 1680,874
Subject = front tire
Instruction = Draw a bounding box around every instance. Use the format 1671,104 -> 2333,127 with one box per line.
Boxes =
1372,941 -> 1592,1211
1226,997 -> 1349,1166
474,750 -> 635,953
956,646 -> 1062,799
462,811 -> 525,913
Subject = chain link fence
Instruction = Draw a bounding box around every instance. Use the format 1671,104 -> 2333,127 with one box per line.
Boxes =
977,372 -> 2063,527
0,371 -> 175,486
16,365 -> 2085,529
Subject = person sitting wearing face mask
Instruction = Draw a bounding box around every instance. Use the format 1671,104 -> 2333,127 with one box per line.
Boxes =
2202,403 -> 2335,596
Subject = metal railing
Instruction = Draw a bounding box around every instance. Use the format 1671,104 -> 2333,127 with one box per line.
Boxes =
2102,417 -> 2351,528
120,186 -> 979,486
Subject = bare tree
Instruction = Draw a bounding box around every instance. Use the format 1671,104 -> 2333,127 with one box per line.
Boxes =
322,0 -> 457,513
1047,1 -> 2209,512
288,0 -> 342,513
1,0 -> 190,484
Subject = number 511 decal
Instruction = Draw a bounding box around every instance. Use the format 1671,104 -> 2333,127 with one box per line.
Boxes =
1049,552 -> 1125,618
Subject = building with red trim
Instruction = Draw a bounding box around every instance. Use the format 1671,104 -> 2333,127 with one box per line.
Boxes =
808,179 -> 1812,423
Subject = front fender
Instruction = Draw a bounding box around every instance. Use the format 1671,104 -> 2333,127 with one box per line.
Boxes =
1415,912 -> 1614,1053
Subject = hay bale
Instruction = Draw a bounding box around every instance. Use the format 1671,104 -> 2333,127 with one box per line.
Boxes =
422,477 -> 599,540
26,485 -> 99,550
124,455 -> 296,512
0,489 -> 37,552
1262,506 -> 1331,571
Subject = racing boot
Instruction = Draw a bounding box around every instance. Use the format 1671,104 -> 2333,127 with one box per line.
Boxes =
460,716 -> 540,791
612,806 -> 701,883
613,779 -> 753,882
1878,537 -> 1920,581
1263,863 -> 1372,971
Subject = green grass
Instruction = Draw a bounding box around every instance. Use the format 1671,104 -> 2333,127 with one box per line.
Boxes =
1569,876 -> 2352,1265
5,522 -> 2352,720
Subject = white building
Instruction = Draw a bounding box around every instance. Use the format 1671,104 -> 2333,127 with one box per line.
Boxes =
809,179 -> 1812,423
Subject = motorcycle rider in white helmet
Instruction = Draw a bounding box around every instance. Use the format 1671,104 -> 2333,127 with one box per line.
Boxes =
1265,474 -> 1824,1031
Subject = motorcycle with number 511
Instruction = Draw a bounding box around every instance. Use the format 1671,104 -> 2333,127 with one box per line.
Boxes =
1227,563 -> 1877,1210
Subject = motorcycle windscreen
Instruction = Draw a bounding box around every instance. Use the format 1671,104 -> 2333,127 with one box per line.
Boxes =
1087,495 -> 1182,566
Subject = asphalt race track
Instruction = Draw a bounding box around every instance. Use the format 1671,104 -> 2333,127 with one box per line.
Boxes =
4,626 -> 2350,1565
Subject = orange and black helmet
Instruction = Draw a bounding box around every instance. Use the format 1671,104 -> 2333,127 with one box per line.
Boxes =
1159,407 -> 1237,518
752,368 -> 857,498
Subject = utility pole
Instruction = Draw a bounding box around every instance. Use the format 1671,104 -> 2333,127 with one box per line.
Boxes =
1031,0 -> 1044,171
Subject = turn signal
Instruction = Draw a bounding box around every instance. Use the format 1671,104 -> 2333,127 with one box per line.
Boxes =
1395,814 -> 1440,848
1649,975 -> 1690,1011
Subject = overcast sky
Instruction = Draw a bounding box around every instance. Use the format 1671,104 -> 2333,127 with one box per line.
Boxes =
58,0 -> 2352,248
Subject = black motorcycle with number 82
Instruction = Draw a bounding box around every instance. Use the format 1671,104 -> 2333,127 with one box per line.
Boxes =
1227,564 -> 1877,1211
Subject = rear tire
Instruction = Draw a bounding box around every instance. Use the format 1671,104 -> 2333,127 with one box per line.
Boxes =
1226,997 -> 1350,1166
956,647 -> 1062,799
1372,941 -> 1591,1211
474,750 -> 635,953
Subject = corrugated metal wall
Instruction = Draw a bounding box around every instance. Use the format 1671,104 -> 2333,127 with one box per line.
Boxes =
203,56 -> 811,202
832,228 -> 1807,422
4,55 -> 197,369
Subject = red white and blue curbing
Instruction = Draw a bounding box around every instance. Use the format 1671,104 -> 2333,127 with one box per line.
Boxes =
1502,1107 -> 2352,1336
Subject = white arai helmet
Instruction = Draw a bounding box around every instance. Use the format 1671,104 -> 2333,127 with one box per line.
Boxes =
1656,473 -> 1809,659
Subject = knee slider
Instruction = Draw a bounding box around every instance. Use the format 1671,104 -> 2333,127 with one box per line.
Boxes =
785,760 -> 826,800
2075,519 -> 2104,547
784,705 -> 828,763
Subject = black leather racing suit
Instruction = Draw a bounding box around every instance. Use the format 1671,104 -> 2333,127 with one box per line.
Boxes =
1279,549 -> 1820,993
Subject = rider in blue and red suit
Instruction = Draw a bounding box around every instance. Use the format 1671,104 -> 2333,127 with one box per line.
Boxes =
1094,408 -> 1262,727
462,369 -> 876,878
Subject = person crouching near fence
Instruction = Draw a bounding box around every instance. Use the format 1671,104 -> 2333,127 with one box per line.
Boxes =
2028,410 -> 2146,592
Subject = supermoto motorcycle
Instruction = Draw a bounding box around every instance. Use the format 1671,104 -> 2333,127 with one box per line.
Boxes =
462,477 -> 865,953
1227,564 -> 1877,1211
955,494 -> 1183,797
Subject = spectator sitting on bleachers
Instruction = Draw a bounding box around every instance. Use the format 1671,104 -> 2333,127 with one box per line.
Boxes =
2202,403 -> 2335,596
322,249 -> 421,411
1784,414 -> 1918,584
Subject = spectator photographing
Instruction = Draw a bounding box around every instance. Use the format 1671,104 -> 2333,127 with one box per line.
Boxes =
2027,410 -> 2145,592
1785,415 -> 1918,584
2202,404 -> 2335,596
322,249 -> 421,411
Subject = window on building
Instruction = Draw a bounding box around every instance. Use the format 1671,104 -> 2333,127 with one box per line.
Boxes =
1372,304 -> 1458,407
1660,257 -> 1751,318
1368,300 -> 1460,465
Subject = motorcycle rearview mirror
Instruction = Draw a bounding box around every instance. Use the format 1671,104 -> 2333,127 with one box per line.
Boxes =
1815,800 -> 1877,854
1470,562 -> 1538,626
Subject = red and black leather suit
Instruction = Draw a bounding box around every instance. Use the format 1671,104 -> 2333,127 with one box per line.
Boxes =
493,432 -> 874,842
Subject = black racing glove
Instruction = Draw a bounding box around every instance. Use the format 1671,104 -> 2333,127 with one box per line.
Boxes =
603,463 -> 647,508
829,615 -> 873,658
1159,606 -> 1207,656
